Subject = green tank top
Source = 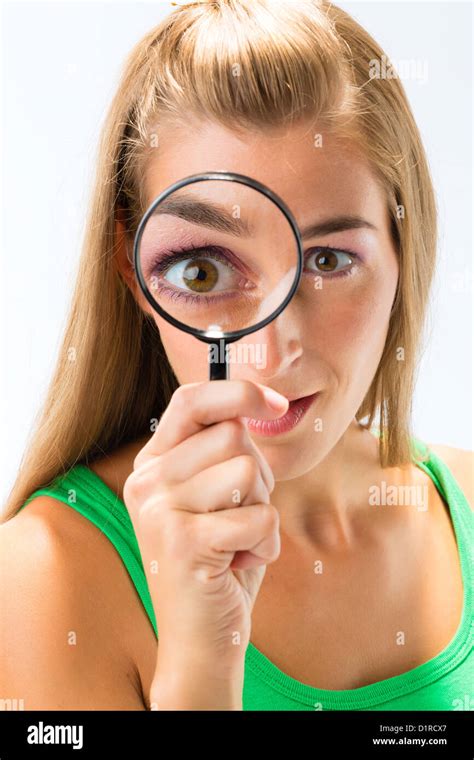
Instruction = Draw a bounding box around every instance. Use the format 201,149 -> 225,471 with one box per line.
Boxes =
21,438 -> 473,710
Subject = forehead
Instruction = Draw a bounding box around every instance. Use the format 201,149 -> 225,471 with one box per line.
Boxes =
143,117 -> 387,226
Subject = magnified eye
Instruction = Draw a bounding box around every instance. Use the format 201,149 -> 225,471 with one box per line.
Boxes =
167,256 -> 223,293
155,247 -> 248,295
306,247 -> 355,275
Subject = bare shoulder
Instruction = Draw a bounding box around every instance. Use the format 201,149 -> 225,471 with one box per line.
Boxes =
0,495 -> 148,709
427,443 -> 473,511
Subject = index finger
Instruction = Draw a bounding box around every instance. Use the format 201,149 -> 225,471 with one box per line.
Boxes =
136,379 -> 288,461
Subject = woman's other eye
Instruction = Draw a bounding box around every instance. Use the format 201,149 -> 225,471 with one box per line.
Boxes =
305,247 -> 356,277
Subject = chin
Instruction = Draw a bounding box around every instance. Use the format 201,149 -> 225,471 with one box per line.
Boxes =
259,436 -> 327,481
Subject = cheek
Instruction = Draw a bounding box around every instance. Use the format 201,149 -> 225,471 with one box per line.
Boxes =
156,317 -> 209,383
313,266 -> 398,372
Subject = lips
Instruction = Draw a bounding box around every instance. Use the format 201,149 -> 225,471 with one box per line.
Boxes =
242,391 -> 319,437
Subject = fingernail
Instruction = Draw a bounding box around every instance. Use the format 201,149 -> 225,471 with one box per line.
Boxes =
263,387 -> 288,412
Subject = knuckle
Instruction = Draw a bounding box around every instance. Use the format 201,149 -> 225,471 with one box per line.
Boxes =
123,466 -> 145,503
124,472 -> 171,522
148,454 -> 167,482
154,485 -> 173,508
129,455 -> 167,498
134,496 -> 181,551
133,448 -> 151,471
171,384 -> 194,412
123,470 -> 141,504
135,493 -> 167,532
237,454 -> 260,483
132,452 -> 142,471
260,503 -> 280,531
159,509 -> 192,558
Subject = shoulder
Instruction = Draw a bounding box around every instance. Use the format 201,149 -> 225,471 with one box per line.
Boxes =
0,495 -> 146,709
426,443 -> 473,511
0,495 -> 85,590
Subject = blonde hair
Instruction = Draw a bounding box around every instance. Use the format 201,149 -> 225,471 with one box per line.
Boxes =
3,0 -> 436,522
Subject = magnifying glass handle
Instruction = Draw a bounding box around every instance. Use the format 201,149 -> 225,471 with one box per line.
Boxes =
209,339 -> 229,380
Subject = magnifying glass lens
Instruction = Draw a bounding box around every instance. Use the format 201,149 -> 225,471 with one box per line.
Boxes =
136,179 -> 300,334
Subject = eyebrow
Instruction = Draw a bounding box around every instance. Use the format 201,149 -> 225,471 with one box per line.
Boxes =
153,193 -> 250,236
299,215 -> 378,239
153,193 -> 377,239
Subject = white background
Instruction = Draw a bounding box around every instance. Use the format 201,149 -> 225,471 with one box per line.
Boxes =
0,0 -> 472,505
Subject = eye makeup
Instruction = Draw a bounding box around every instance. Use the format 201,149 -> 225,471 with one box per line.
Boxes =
141,240 -> 363,308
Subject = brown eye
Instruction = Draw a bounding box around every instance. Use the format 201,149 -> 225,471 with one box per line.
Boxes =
158,248 -> 246,296
307,248 -> 355,276
182,258 -> 219,292
316,251 -> 339,272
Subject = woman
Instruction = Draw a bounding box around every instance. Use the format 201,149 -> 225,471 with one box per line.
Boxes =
1,0 -> 472,711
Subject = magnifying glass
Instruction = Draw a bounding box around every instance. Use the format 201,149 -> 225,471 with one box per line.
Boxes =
133,171 -> 303,380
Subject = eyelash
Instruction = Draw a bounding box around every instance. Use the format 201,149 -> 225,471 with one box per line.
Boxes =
152,246 -> 237,277
148,244 -> 360,304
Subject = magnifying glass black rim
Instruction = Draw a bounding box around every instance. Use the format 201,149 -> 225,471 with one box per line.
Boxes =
133,170 -> 304,343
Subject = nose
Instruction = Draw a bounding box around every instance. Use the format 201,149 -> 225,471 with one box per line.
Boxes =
245,292 -> 304,379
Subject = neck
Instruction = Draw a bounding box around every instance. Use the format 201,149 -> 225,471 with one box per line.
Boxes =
270,421 -> 383,547
125,422 -> 387,549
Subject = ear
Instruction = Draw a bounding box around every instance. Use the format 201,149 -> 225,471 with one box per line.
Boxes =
113,207 -> 135,290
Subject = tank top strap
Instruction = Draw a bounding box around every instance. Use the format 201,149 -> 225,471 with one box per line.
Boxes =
411,435 -> 473,535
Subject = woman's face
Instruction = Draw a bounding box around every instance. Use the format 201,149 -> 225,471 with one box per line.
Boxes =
123,117 -> 399,480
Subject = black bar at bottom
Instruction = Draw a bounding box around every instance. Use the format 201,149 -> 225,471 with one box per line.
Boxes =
0,709 -> 471,757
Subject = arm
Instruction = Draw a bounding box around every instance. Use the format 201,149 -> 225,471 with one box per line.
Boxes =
0,498 -> 147,710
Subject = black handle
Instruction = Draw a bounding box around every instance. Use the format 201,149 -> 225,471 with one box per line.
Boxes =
209,339 -> 229,380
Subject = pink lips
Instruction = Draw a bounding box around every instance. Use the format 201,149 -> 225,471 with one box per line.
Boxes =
242,392 -> 319,437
